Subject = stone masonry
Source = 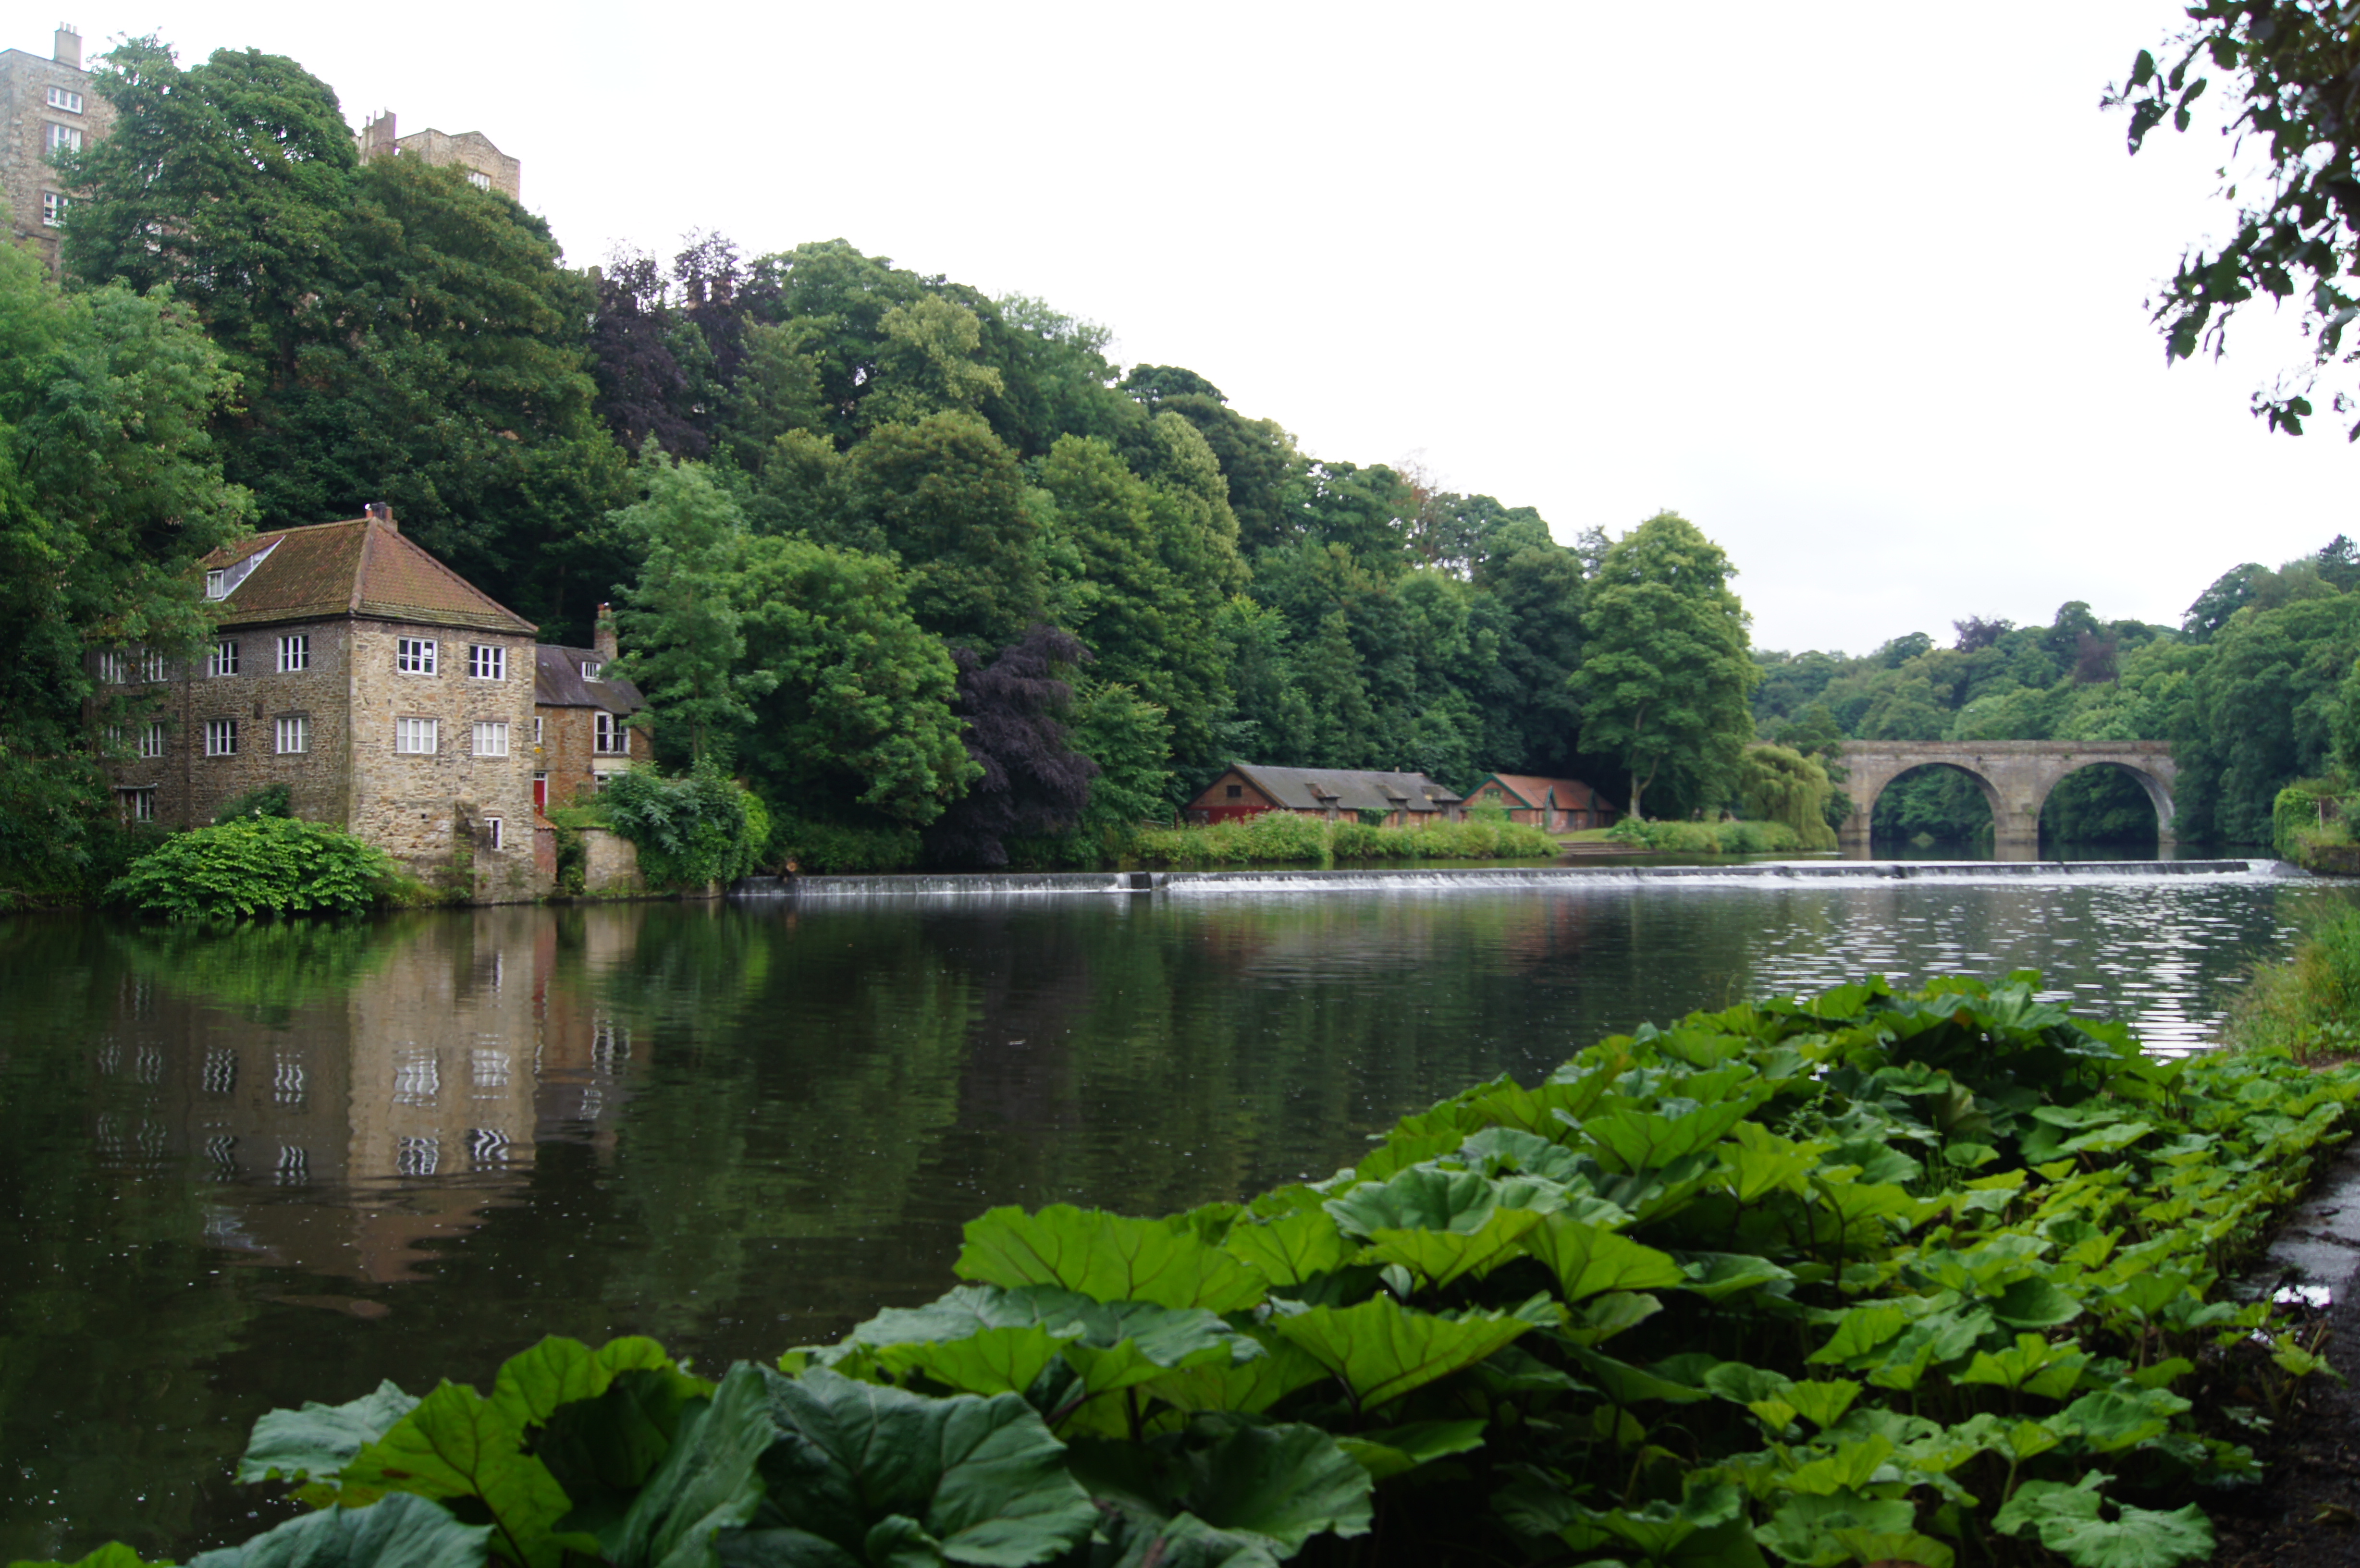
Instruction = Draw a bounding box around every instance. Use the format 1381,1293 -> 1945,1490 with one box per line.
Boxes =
1836,739 -> 2179,858
0,26 -> 112,275
357,110 -> 521,200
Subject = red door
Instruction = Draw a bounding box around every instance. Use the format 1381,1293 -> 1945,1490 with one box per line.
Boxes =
533,772 -> 547,811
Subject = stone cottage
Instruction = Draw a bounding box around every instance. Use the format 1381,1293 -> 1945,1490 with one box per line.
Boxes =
532,605 -> 650,811
100,506 -> 548,900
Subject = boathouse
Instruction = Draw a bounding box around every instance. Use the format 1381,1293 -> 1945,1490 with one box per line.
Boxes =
1182,764 -> 1464,828
1463,773 -> 1619,831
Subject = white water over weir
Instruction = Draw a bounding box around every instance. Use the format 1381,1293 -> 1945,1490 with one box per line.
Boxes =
729,858 -> 2291,900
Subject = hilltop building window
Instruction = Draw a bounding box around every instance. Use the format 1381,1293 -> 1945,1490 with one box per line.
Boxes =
40,192 -> 66,227
277,635 -> 309,673
46,123 -> 80,154
141,723 -> 165,759
276,717 -> 309,755
204,719 -> 237,757
138,649 -> 164,682
117,787 -> 155,822
97,651 -> 125,684
47,86 -> 83,112
207,641 -> 239,678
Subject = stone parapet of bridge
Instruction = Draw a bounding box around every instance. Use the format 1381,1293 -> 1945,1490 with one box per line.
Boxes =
1835,739 -> 2176,854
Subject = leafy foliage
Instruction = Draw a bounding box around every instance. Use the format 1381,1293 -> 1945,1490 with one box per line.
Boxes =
923,627 -> 1101,868
1126,816 -> 1560,870
106,818 -> 393,919
596,764 -> 771,890
52,976 -> 2354,1566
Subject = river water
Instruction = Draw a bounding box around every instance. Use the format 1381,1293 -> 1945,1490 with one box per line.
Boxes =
0,861 -> 2352,1557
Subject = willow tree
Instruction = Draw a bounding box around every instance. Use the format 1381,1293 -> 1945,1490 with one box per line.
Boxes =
1573,512 -> 1758,821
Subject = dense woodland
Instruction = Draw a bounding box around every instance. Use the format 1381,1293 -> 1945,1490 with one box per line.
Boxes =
7,35 -> 2360,890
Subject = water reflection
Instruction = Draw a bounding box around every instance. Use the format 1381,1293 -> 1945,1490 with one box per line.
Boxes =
0,871 -> 2353,1557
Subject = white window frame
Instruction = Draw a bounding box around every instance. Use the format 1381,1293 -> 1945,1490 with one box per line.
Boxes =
394,717 -> 438,755
472,720 -> 510,758
275,715 -> 309,755
595,710 -> 629,755
137,649 -> 165,683
277,634 -> 309,673
580,659 -> 602,681
533,716 -> 544,746
97,650 -> 126,684
468,644 -> 506,681
104,723 -> 125,751
46,122 -> 81,155
483,817 -> 504,851
47,86 -> 83,113
207,640 -> 239,678
396,637 -> 438,675
117,786 -> 155,822
467,170 -> 492,191
40,191 -> 65,227
140,722 -> 166,760
204,718 -> 238,757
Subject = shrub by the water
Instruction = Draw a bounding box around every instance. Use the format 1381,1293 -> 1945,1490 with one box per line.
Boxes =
1129,814 -> 1559,869
766,813 -> 924,873
80,974 -> 2360,1568
596,762 -> 770,890
106,817 -> 392,919
1607,817 -> 1806,854
2231,904 -> 2360,1059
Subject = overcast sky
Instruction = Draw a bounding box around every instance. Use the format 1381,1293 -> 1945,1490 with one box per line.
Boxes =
50,2 -> 2357,653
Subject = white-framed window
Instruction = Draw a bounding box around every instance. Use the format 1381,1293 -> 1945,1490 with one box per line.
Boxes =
275,716 -> 309,755
594,711 -> 627,754
117,786 -> 155,822
97,650 -> 126,684
482,817 -> 504,851
533,716 -> 544,746
277,635 -> 309,673
396,637 -> 437,675
47,86 -> 83,113
207,640 -> 239,678
46,123 -> 81,155
40,191 -> 65,227
204,718 -> 237,757
472,720 -> 509,757
140,722 -> 166,759
395,717 -> 438,755
468,644 -> 506,680
580,659 -> 602,681
204,569 -> 226,599
104,723 -> 125,751
137,649 -> 165,682
467,170 -> 491,191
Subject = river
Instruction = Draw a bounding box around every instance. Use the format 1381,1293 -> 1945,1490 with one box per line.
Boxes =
0,860 -> 2351,1556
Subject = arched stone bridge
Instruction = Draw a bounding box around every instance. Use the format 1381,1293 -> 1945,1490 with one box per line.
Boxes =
1836,740 -> 2177,857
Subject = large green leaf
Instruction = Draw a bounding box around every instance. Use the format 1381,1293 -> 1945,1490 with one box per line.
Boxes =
876,1326 -> 1070,1397
1142,1339 -> 1331,1416
335,1382 -> 577,1568
536,1369 -> 710,1546
1333,1419 -> 1487,1481
1993,1475 -> 2212,1568
489,1336 -> 697,1430
1520,1213 -> 1686,1301
237,1381 -> 419,1486
604,1363 -> 776,1568
1176,1421 -> 1373,1552
11,1547 -> 172,1568
1578,1092 -> 1769,1174
1324,1168 -> 1502,1238
1268,1298 -> 1534,1410
725,1368 -> 1095,1568
1362,1209 -> 1542,1290
1094,1514 -> 1283,1568
183,1494 -> 490,1568
1220,1207 -> 1356,1286
956,1206 -> 1266,1311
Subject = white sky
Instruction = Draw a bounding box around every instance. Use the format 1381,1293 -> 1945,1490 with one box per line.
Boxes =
56,1 -> 2358,653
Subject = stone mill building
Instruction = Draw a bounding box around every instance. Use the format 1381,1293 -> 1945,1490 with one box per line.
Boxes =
101,507 -> 559,899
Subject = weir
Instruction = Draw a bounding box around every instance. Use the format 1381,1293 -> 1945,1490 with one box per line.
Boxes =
730,858 -> 2283,900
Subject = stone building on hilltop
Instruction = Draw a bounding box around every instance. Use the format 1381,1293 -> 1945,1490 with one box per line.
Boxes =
357,110 -> 520,200
0,25 -> 111,275
100,505 -> 549,900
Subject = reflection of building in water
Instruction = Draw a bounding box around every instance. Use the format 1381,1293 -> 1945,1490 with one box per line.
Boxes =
104,910 -> 647,1282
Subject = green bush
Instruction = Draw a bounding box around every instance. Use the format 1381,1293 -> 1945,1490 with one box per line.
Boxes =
1127,813 -> 1559,870
106,816 -> 393,919
2272,777 -> 2360,863
211,782 -> 292,824
598,762 -> 770,891
72,975 -> 2359,1568
1607,818 -> 1806,854
2231,905 -> 2360,1059
769,813 -> 924,874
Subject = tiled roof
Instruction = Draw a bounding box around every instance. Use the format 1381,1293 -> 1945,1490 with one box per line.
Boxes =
200,517 -> 536,635
534,646 -> 647,713
1231,764 -> 1463,814
1475,774 -> 1617,811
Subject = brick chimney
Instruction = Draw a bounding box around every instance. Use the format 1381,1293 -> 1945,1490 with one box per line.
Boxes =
594,603 -> 618,663
364,501 -> 398,533
53,25 -> 81,70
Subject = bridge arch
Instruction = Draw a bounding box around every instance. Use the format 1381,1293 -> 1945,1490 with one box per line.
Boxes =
1833,741 -> 2178,858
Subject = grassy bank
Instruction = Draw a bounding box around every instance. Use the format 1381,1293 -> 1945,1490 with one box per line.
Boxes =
57,974 -> 2360,1568
2230,904 -> 2360,1060
1125,812 -> 1560,870
1605,817 -> 1809,854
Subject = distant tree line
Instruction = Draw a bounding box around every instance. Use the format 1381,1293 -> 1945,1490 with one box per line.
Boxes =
10,36 -> 1784,881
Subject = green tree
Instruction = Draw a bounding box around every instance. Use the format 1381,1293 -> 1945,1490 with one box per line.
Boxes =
844,412 -> 1045,648
1573,512 -> 1758,820
0,248 -> 250,894
611,457 -> 774,762
2109,3 -> 2360,434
